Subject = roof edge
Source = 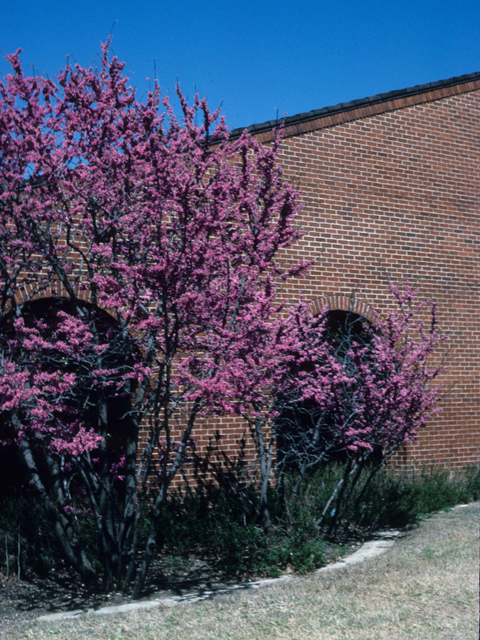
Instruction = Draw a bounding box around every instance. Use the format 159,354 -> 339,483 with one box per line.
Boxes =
228,71 -> 480,140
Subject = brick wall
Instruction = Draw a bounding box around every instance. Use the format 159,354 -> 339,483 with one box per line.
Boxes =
170,75 -> 480,483
7,75 -> 478,485
259,78 -> 479,469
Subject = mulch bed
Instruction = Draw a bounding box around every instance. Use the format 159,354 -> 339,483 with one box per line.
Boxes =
0,555 -> 234,635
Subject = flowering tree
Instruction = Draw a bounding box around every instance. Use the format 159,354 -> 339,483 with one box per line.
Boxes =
225,301 -> 344,534
229,282 -> 446,540
275,284 -> 447,540
0,43 -> 306,595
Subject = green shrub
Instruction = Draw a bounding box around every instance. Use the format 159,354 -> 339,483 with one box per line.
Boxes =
2,462 -> 478,585
0,490 -> 58,574
0,486 -> 133,577
463,464 -> 480,500
281,462 -> 480,536
156,485 -> 326,578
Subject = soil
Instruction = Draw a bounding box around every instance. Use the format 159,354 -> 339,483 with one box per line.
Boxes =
0,542 -> 363,637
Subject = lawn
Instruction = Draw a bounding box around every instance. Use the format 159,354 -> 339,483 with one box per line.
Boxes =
3,503 -> 478,640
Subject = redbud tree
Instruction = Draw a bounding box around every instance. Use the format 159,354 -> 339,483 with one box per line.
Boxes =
0,42 -> 307,595
274,284 -> 447,540
228,282 -> 446,542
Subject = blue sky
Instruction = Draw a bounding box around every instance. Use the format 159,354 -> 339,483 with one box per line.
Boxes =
1,0 -> 479,130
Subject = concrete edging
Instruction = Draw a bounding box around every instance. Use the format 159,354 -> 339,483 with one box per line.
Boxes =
36,503 -> 476,621
37,530 -> 404,622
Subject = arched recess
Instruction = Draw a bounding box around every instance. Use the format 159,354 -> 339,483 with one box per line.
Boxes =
315,293 -> 377,353
277,293 -> 379,473
0,296 -> 135,497
11,277 -> 94,311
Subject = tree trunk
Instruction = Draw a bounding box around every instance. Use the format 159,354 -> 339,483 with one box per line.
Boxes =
13,416 -> 97,586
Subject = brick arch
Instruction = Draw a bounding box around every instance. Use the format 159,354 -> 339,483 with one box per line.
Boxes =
13,279 -> 93,309
3,288 -> 121,342
0,291 -> 135,498
310,293 -> 377,324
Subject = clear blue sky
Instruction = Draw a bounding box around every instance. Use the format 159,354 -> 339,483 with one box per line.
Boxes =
1,0 -> 479,130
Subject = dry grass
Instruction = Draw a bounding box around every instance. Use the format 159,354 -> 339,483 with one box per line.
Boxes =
4,504 -> 479,640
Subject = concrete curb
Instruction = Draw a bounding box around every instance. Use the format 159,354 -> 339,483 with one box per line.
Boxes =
317,530 -> 401,573
36,576 -> 294,621
35,503 -> 477,622
37,531 -> 402,622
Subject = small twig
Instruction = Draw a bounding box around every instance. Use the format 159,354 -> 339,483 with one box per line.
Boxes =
17,535 -> 21,584
5,534 -> 10,599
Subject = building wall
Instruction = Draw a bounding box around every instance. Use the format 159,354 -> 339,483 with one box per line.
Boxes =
5,78 -> 477,486
268,84 -> 479,469
169,78 -> 480,482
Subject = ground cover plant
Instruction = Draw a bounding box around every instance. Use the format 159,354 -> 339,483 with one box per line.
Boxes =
154,462 -> 480,577
0,40 -> 448,597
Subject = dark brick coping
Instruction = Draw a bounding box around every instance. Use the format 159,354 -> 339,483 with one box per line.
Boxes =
228,71 -> 480,142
